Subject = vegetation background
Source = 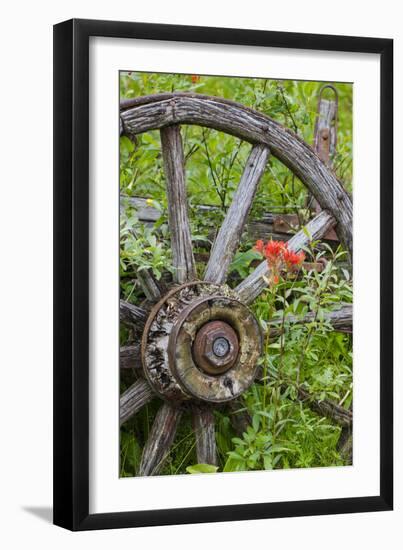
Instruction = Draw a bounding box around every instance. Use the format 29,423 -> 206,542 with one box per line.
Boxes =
119,72 -> 353,476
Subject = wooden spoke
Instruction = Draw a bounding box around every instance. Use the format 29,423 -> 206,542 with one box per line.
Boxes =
138,403 -> 182,476
160,125 -> 196,283
204,144 -> 270,284
120,379 -> 154,425
294,385 -> 352,427
337,421 -> 353,463
192,405 -> 217,466
137,269 -> 162,302
235,210 -> 336,304
253,370 -> 352,427
227,399 -> 252,437
120,299 -> 147,328
120,343 -> 142,370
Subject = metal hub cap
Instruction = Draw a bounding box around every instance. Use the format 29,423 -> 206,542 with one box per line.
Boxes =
141,282 -> 262,403
213,337 -> 230,357
193,320 -> 239,375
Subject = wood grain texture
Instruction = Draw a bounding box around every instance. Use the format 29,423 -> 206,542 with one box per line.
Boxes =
192,405 -> 218,466
314,97 -> 337,164
235,210 -> 336,304
160,125 -> 196,283
121,93 -> 352,255
119,299 -> 147,328
337,421 -> 353,462
120,378 -> 154,425
295,385 -> 352,427
268,303 -> 352,337
310,91 -> 339,240
137,269 -> 162,302
204,144 -> 270,284
120,343 -> 142,370
138,403 -> 182,476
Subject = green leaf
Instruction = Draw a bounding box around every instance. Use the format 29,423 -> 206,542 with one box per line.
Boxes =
186,464 -> 219,474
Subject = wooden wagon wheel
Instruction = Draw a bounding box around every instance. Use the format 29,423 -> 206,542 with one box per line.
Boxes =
119,92 -> 353,476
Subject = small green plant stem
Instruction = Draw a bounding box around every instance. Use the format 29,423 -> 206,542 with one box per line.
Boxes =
295,259 -> 333,386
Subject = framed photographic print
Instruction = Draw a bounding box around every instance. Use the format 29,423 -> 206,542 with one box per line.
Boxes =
53,19 -> 393,530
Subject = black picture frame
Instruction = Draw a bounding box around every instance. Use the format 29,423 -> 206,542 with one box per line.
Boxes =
53,18 -> 393,531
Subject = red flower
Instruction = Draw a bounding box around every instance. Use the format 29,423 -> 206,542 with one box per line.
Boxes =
254,240 -> 264,254
191,75 -> 200,83
264,240 -> 287,263
283,248 -> 305,270
254,239 -> 305,285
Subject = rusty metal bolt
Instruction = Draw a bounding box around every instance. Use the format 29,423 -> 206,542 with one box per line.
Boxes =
192,320 -> 239,375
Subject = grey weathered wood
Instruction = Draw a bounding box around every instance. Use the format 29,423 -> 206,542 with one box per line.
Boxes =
295,385 -> 352,427
337,421 -> 353,463
204,144 -> 270,284
254,373 -> 352,428
268,303 -> 352,337
137,269 -> 162,302
119,299 -> 147,328
138,403 -> 182,476
120,195 -> 161,222
120,379 -> 154,425
314,93 -> 338,165
121,93 -> 352,256
120,343 -> 142,370
310,89 -> 339,240
160,125 -> 196,284
192,405 -> 218,466
235,210 -> 336,304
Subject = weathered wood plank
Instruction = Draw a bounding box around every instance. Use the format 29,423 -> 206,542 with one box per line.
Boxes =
119,299 -> 147,328
235,210 -> 336,304
337,420 -> 353,463
311,88 -> 339,240
160,125 -> 196,284
295,385 -> 352,427
227,400 -> 252,436
204,144 -> 270,284
192,405 -> 218,466
121,93 -> 352,256
120,343 -> 142,370
120,195 -> 161,222
268,303 -> 352,337
138,403 -> 182,476
120,378 -> 154,425
137,269 -> 162,302
314,97 -> 338,165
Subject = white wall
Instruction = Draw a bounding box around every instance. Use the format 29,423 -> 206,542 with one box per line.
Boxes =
0,0 -> 400,547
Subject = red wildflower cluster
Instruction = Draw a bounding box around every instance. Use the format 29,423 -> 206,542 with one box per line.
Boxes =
254,239 -> 305,285
191,75 -> 201,84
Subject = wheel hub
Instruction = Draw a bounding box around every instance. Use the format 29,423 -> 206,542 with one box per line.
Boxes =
141,282 -> 262,403
193,320 -> 239,375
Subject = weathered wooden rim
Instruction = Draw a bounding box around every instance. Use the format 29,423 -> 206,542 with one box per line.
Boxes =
120,91 -> 352,257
